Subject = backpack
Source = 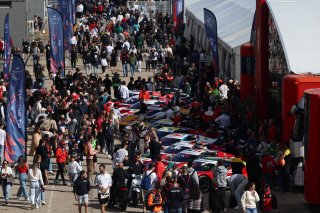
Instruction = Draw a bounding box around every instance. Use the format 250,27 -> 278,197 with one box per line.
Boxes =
146,191 -> 161,211
141,171 -> 153,190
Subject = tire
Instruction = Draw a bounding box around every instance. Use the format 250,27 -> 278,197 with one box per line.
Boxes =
120,204 -> 127,211
199,176 -> 211,193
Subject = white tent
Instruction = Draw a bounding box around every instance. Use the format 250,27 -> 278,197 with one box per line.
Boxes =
267,0 -> 320,74
185,0 -> 255,80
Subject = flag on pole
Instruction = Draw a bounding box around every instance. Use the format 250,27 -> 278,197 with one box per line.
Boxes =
58,0 -> 73,52
173,0 -> 184,31
204,8 -> 219,73
4,14 -> 11,80
5,54 -> 26,163
48,7 -> 65,76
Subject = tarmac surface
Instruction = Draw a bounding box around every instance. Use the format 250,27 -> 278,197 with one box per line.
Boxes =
0,33 -> 319,213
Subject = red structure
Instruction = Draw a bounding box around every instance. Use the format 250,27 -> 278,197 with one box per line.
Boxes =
282,75 -> 320,142
304,89 -> 320,204
240,43 -> 255,100
255,0 -> 269,120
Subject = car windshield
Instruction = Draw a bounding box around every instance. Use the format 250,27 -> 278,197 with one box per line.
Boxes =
199,151 -> 218,158
125,98 -> 138,104
161,138 -> 181,146
171,153 -> 198,162
193,162 -> 214,171
163,146 -> 190,154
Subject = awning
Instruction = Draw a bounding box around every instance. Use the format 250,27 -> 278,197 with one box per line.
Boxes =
267,0 -> 320,74
185,0 -> 255,51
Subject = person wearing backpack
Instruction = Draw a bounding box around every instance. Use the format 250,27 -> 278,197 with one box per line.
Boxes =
147,182 -> 163,213
142,163 -> 157,213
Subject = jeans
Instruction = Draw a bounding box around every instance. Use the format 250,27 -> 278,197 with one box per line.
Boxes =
246,208 -> 258,213
1,182 -> 12,201
71,59 -> 77,68
85,64 -> 91,76
17,173 -> 29,199
137,60 -> 142,72
69,173 -> 79,185
41,190 -> 45,203
92,64 -> 99,75
0,144 -> 4,163
48,157 -> 53,172
30,181 -> 41,206
55,162 -> 66,182
130,64 -> 135,76
122,64 -> 128,77
169,208 -> 182,213
235,178 -> 248,207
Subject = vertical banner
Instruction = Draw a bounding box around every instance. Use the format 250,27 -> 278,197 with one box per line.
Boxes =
48,7 -> 65,76
174,0 -> 184,31
71,0 -> 76,25
204,8 -> 219,73
5,54 -> 26,163
3,14 -> 11,80
58,0 -> 72,52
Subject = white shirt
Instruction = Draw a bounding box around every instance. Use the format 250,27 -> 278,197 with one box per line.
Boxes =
95,172 -> 112,194
70,36 -> 77,46
119,85 -> 129,100
106,45 -> 113,54
0,128 -> 6,146
113,148 -> 128,168
0,166 -> 13,179
215,114 -> 231,128
241,190 -> 260,210
76,4 -> 84,13
67,161 -> 82,174
123,41 -> 130,50
219,84 -> 229,99
28,168 -> 44,185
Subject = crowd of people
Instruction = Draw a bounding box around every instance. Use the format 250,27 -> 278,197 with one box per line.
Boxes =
0,0 -> 293,213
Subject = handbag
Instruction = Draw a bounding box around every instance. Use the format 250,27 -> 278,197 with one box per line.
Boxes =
6,175 -> 15,184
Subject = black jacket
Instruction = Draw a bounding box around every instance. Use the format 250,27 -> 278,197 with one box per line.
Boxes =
168,187 -> 184,208
149,140 -> 162,159
73,178 -> 90,196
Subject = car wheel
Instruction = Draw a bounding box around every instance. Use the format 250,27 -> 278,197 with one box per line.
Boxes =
199,176 -> 211,193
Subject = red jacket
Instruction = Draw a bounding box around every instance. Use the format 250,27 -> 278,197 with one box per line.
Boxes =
55,147 -> 67,163
154,161 -> 166,182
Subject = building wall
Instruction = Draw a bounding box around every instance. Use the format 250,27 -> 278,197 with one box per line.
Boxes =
0,1 -> 28,47
27,0 -> 47,20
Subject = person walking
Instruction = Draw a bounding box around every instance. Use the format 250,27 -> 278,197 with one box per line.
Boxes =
85,137 -> 96,184
120,49 -> 129,77
1,160 -> 14,205
73,170 -> 91,213
241,182 -> 260,213
16,156 -> 30,201
128,51 -> 137,76
94,164 -> 112,213
71,45 -> 78,69
147,182 -> 163,213
54,140 -> 68,185
28,162 -> 44,209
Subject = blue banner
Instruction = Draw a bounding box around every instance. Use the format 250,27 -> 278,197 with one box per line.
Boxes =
71,0 -> 76,25
58,0 -> 73,51
4,14 -> 11,80
174,0 -> 184,31
48,7 -> 65,76
204,8 -> 219,72
5,54 -> 26,163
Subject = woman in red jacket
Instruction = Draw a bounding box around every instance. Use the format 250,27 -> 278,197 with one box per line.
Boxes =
54,140 -> 68,185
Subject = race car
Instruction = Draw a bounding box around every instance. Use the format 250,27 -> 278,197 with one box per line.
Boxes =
160,133 -> 218,149
192,157 -> 233,192
156,127 -> 192,139
168,149 -> 204,168
199,150 -> 235,159
160,142 -> 194,161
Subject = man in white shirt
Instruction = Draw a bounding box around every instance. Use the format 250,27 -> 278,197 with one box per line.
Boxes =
95,164 -> 112,213
0,123 -> 6,163
70,35 -> 77,46
119,81 -> 129,101
123,40 -> 130,51
215,113 -> 231,129
113,143 -> 128,169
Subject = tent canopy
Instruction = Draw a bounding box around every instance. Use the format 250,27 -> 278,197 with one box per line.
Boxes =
185,0 -> 255,51
267,0 -> 320,74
